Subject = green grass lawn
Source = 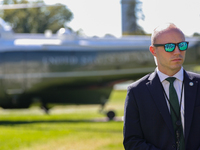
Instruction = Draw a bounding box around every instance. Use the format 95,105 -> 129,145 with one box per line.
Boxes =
0,90 -> 127,150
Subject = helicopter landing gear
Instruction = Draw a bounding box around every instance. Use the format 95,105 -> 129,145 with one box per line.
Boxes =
99,104 -> 116,120
106,110 -> 116,120
41,102 -> 49,114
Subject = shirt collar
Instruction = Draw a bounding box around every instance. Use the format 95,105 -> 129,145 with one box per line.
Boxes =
156,67 -> 184,82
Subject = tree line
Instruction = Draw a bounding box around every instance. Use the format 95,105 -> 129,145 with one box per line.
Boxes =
0,0 -> 145,35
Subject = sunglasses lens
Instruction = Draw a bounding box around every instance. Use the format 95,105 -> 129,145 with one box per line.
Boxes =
165,43 -> 175,52
178,42 -> 188,51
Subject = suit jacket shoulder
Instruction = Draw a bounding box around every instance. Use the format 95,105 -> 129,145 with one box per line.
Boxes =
186,71 -> 200,81
128,73 -> 151,90
127,70 -> 200,91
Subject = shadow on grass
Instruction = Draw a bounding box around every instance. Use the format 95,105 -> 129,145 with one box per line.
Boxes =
0,117 -> 123,126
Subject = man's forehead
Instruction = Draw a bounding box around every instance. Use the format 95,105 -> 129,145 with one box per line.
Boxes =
151,24 -> 185,44
156,28 -> 183,37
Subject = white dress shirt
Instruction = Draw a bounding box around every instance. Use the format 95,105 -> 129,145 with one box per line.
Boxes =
156,67 -> 185,133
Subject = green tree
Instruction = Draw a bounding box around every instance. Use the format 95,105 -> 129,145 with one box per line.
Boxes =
122,0 -> 145,35
193,32 -> 200,37
127,0 -> 145,35
0,0 -> 73,33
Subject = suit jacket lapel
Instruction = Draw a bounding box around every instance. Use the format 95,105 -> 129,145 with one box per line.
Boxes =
184,70 -> 198,144
146,71 -> 175,136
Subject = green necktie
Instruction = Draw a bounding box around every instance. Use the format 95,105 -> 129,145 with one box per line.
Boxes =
166,77 -> 185,150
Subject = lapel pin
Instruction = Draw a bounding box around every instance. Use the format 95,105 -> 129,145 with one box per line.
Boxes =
189,82 -> 194,86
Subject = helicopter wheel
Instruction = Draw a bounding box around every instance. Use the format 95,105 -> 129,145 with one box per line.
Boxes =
106,110 -> 116,120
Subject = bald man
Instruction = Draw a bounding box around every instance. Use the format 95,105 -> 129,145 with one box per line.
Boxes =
123,23 -> 200,150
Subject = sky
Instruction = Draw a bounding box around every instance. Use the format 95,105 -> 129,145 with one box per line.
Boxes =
43,0 -> 200,37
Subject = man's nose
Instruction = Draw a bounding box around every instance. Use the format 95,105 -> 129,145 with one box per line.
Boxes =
173,45 -> 181,54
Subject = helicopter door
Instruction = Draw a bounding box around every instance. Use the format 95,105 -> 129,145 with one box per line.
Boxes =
3,52 -> 25,95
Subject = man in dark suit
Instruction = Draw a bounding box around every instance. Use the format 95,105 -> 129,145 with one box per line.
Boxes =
123,23 -> 200,150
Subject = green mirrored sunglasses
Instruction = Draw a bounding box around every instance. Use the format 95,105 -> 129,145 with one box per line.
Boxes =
153,41 -> 189,52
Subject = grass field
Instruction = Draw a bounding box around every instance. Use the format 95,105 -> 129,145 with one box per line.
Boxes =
0,90 -> 127,150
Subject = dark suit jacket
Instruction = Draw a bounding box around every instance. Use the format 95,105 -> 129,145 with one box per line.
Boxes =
123,70 -> 200,150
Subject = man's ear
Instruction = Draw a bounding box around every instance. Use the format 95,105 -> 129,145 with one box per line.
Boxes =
149,45 -> 156,56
